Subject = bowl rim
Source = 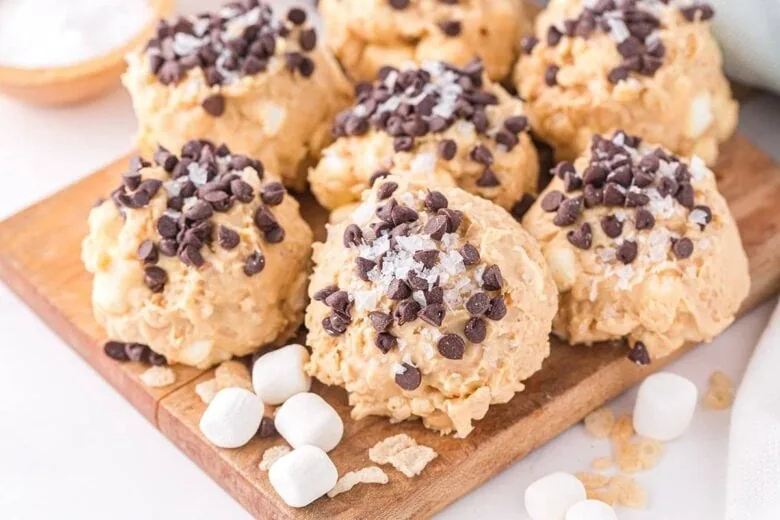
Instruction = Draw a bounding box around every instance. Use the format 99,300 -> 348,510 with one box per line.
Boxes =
0,0 -> 175,86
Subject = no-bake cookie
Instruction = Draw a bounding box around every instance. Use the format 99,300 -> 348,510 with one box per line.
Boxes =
319,0 -> 530,82
305,176 -> 557,437
82,140 -> 313,368
309,59 -> 539,214
522,130 -> 749,361
123,1 -> 352,190
515,0 -> 737,165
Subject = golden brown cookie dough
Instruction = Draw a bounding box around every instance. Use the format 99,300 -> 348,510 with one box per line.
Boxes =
319,0 -> 530,82
522,130 -> 749,361
309,60 -> 539,214
305,176 -> 558,437
515,0 -> 737,165
123,3 -> 352,191
82,140 -> 313,369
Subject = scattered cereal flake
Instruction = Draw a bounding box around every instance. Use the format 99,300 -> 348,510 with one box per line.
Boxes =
259,445 -> 291,471
610,414 -> 635,442
215,360 -> 252,391
327,466 -> 389,498
614,440 -> 643,473
195,378 -> 219,404
709,370 -> 732,389
584,408 -> 615,438
610,474 -> 648,509
637,437 -> 663,470
576,472 -> 610,490
369,434 -> 418,464
387,445 -> 438,478
703,370 -> 734,410
587,487 -> 619,505
140,366 -> 176,388
592,456 -> 613,470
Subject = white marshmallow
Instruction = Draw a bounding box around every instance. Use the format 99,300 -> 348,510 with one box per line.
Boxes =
199,387 -> 264,448
565,500 -> 618,520
274,392 -> 343,452
252,344 -> 311,405
525,472 -> 587,520
633,371 -> 698,441
268,445 -> 338,508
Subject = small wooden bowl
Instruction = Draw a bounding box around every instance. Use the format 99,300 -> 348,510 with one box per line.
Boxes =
0,0 -> 175,107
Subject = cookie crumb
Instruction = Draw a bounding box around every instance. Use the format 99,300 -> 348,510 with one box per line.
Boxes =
591,456 -> 613,470
259,445 -> 291,471
369,434 -> 438,477
140,366 -> 176,388
215,360 -> 252,391
610,474 -> 647,509
703,370 -> 734,410
195,378 -> 219,404
327,466 -> 389,498
576,472 -> 610,490
584,407 -> 615,438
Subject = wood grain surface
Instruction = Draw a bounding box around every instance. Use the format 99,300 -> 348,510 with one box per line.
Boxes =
1,133 -> 779,519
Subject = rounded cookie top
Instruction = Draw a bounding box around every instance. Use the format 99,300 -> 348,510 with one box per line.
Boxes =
305,176 -> 557,437
523,130 -> 750,361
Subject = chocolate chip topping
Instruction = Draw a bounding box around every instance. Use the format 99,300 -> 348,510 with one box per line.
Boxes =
438,334 -> 466,360
616,240 -> 638,264
567,222 -> 593,250
217,225 -> 240,249
459,243 -> 480,265
313,285 -> 338,302
635,208 -> 655,230
137,240 -> 159,264
261,182 -> 285,205
369,311 -> 393,332
144,266 -> 167,292
464,317 -> 487,343
424,190 -> 448,212
553,197 -> 583,227
438,139 -> 458,160
628,341 -> 651,366
375,332 -> 398,353
466,292 -> 490,316
672,237 -> 694,259
244,250 -> 266,276
511,194 -> 536,221
258,416 -> 277,438
600,214 -> 623,238
356,257 -> 377,281
344,224 -> 363,247
201,94 -> 225,117
104,341 -> 130,361
541,190 -> 566,212
485,295 -> 507,321
481,264 -> 503,291
419,304 -> 446,327
387,279 -> 412,300
377,182 -> 399,200
394,363 -> 421,390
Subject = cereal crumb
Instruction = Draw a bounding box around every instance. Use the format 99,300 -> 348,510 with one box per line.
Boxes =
327,466 -> 389,498
703,370 -> 734,410
369,434 -> 438,478
259,445 -> 291,471
587,487 -> 618,505
195,378 -> 219,404
611,414 -> 635,442
584,407 -> 615,438
576,472 -> 610,490
592,456 -> 613,470
610,474 -> 647,509
614,440 -> 643,473
637,437 -> 663,469
215,360 -> 252,391
140,366 -> 176,388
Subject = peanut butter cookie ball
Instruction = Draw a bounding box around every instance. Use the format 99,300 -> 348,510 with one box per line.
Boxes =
123,2 -> 352,191
305,176 -> 558,437
515,0 -> 737,165
319,0 -> 530,82
309,59 -> 539,214
82,140 -> 313,368
522,130 -> 749,362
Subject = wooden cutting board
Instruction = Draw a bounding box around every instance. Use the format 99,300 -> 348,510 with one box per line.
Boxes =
1,133 -> 779,519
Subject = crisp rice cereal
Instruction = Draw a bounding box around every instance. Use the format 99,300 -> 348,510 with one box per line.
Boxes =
369,434 -> 418,465
215,360 -> 252,391
327,466 -> 389,498
584,407 -> 615,438
610,474 -> 648,509
195,378 -> 219,404
614,441 -> 643,473
703,370 -> 734,410
637,438 -> 663,470
259,445 -> 291,471
592,456 -> 613,470
611,414 -> 635,442
587,487 -> 618,505
140,366 -> 176,388
387,445 -> 438,478
576,472 -> 610,490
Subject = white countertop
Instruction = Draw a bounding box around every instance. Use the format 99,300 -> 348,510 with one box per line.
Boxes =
2,1 -> 780,517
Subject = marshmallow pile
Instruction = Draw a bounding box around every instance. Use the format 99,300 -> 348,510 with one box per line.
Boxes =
198,344 -> 345,507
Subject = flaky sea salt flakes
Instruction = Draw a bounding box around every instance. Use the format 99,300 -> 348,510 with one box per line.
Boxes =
611,414 -> 635,442
259,445 -> 292,471
610,474 -> 648,509
140,366 -> 176,388
369,434 -> 438,478
703,370 -> 735,410
215,360 -> 252,391
195,378 -> 219,404
592,456 -> 614,470
584,408 -> 615,438
327,466 -> 389,498
576,472 -> 610,490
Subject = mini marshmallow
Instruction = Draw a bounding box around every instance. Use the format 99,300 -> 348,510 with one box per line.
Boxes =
633,371 -> 698,441
274,392 -> 343,452
268,445 -> 338,508
199,387 -> 264,448
565,500 -> 618,520
525,472 -> 587,520
252,344 -> 311,405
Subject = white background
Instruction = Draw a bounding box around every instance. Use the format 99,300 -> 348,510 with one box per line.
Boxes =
1,1 -> 780,518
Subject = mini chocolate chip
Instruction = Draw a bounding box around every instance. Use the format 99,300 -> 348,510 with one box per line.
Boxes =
203,190 -> 232,212
261,182 -> 285,205
485,295 -> 507,320
424,191 -> 448,212
675,183 -> 695,209
123,171 -> 142,191
600,214 -> 624,238
464,317 -> 487,343
185,200 -> 214,221
424,286 -> 443,305
504,115 -> 529,134
553,197 -> 582,227
635,208 -> 656,230
414,249 -> 439,269
567,222 -> 593,250
393,299 -> 421,326
482,264 -> 503,291
476,168 -> 500,187
583,185 -> 603,208
201,94 -> 225,117
545,64 -> 560,86
376,198 -> 397,223
313,285 -> 338,302
369,170 -> 390,186
391,205 -> 419,226
104,341 -> 129,361
616,240 -> 638,264
603,183 -> 626,206
395,363 -> 421,390
179,245 -> 205,267
692,205 -> 713,229
375,332 -> 398,354
626,191 -> 650,207
438,139 -> 457,160
418,304 -> 446,327
244,250 -> 266,276
608,65 -> 630,84
230,179 -> 254,202
258,416 -> 277,438
657,177 -> 678,198
608,166 -> 633,188
299,28 -> 317,51
459,243 -> 480,266
144,266 -> 167,292
438,334 -> 466,360
407,273 -> 429,291
628,341 -> 651,365
583,164 -> 608,187
356,257 -> 376,281
254,205 -> 279,231
322,315 -> 347,337
681,5 -> 715,22
470,144 -> 494,166
521,35 -> 539,55
466,292 -> 490,316
287,7 -> 307,25
343,224 -> 363,247
369,311 -> 393,332
547,26 -> 563,46
672,237 -> 694,259
124,343 -> 148,363
439,19 -> 462,36
387,279 -> 412,300
541,190 -> 566,212
137,240 -> 158,264
495,130 -> 518,150
393,136 -> 415,152
389,0 -> 410,9
633,169 -> 655,188
159,238 -> 178,257
553,161 -> 576,180
563,172 -> 583,192
147,351 -> 167,366
325,290 -> 351,314
511,194 -> 536,221
424,214 -> 449,240
217,226 -> 240,249
377,182 -> 398,200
